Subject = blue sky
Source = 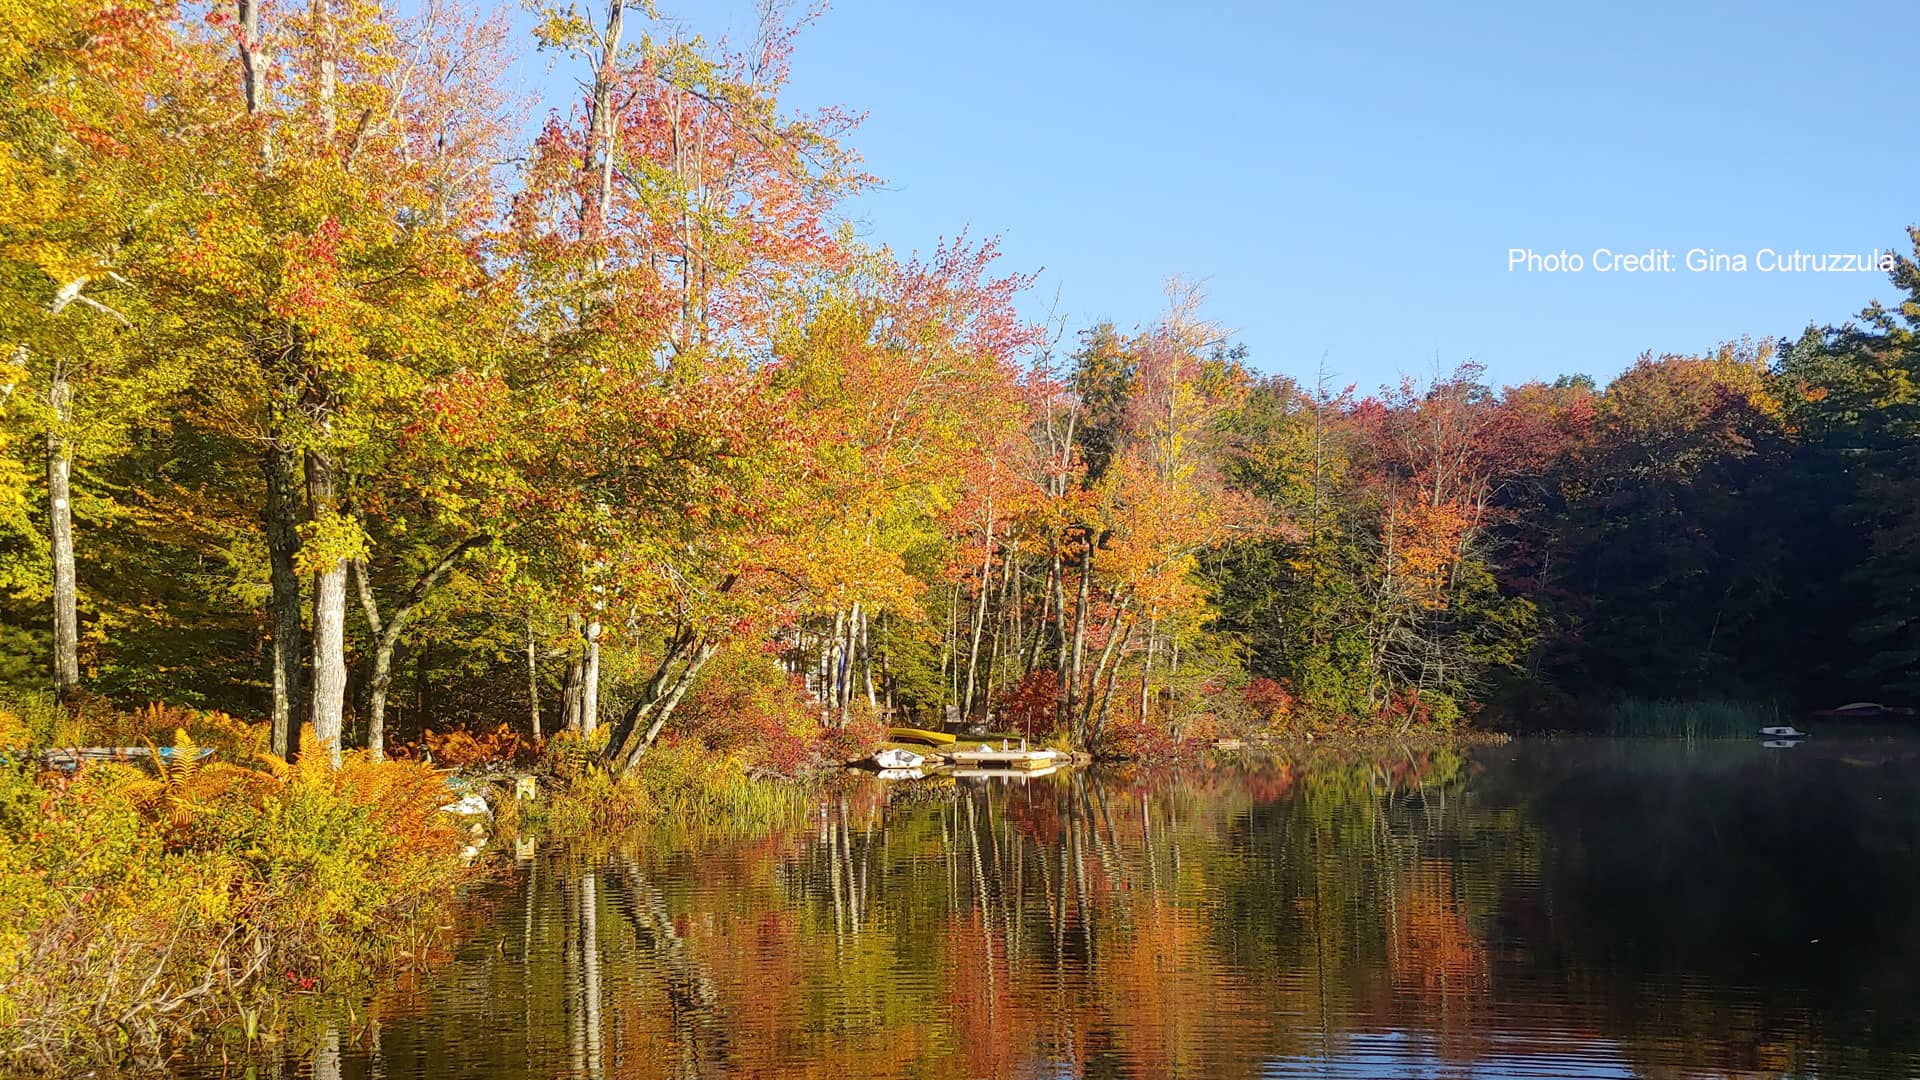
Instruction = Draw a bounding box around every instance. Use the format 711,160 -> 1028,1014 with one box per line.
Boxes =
506,0 -> 1914,391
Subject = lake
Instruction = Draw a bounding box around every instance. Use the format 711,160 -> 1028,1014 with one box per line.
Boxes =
210,737 -> 1920,1079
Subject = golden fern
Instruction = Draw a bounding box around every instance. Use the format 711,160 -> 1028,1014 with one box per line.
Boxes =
134,727 -> 203,831
256,749 -> 293,780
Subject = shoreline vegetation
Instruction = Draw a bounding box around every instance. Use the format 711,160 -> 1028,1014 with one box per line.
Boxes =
0,693 -> 1493,1076
5,0 -> 1920,1073
0,701 -> 467,1074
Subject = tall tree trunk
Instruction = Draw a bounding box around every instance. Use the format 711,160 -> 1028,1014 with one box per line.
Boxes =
45,375 -> 78,698
1140,618 -> 1156,724
827,608 -> 847,725
527,613 -> 542,740
306,449 -> 347,765
311,0 -> 336,138
605,637 -> 715,773
1050,550 -> 1068,674
580,0 -> 624,239
580,615 -> 600,734
861,608 -> 877,712
1009,550 -> 1025,683
1086,607 -> 1135,751
237,0 -> 300,753
561,612 -> 584,732
1066,542 -> 1091,729
263,437 -> 303,759
961,508 -> 994,722
843,604 -> 859,716
354,538 -> 487,761
234,0 -> 271,160
364,640 -> 395,762
944,588 -> 959,720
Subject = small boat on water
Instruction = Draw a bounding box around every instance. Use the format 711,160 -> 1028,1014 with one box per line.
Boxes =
871,748 -> 925,770
1760,726 -> 1807,739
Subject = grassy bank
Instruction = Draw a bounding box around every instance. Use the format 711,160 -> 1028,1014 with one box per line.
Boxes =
1602,697 -> 1779,739
512,730 -> 811,837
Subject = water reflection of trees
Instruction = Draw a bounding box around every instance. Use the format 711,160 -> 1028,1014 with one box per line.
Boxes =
326,742 -> 1920,1079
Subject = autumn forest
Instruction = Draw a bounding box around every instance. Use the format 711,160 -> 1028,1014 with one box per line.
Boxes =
7,0 -> 1920,770
11,0 -> 1920,1071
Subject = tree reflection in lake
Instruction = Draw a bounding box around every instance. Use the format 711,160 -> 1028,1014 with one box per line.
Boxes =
209,738 -> 1920,1079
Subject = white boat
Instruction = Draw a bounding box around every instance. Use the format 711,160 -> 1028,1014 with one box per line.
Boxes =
871,748 -> 925,770
1759,725 -> 1806,738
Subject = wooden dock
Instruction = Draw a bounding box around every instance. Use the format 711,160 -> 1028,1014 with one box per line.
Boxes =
949,763 -> 1064,780
943,744 -> 1070,770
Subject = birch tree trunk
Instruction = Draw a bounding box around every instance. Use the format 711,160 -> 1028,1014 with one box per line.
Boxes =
46,375 -> 78,698
306,449 -> 347,765
580,0 -> 623,236
861,608 -> 877,712
1086,607 -> 1135,750
528,614 -> 543,740
961,509 -> 994,723
562,612 -> 584,732
581,616 -> 600,734
827,608 -> 847,724
572,0 -> 621,739
364,631 -> 394,761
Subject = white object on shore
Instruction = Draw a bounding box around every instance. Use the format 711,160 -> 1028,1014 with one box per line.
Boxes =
441,792 -> 492,817
872,748 -> 925,770
1760,726 -> 1806,738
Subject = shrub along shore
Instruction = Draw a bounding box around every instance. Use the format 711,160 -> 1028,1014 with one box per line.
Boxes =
0,687 -> 886,1076
0,702 -> 465,1073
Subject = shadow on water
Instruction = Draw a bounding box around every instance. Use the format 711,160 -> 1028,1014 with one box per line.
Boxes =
194,737 -> 1920,1079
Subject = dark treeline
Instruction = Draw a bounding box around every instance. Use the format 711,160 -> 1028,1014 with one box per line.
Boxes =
1212,284 -> 1920,727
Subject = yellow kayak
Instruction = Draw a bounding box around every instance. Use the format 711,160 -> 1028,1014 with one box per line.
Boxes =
887,726 -> 957,747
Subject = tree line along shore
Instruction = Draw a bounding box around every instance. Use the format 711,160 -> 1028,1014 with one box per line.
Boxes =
5,0 -> 1920,1070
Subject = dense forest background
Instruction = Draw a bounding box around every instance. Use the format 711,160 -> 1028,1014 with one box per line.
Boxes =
4,0 -> 1918,757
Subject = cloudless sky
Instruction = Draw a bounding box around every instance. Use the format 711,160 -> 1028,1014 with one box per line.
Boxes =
505,0 -> 1916,391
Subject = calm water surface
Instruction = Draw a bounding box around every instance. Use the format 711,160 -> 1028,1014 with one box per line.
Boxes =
221,738 -> 1920,1079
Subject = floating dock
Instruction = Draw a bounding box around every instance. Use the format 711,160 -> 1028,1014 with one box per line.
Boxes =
943,744 -> 1070,770
949,763 -> 1064,780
